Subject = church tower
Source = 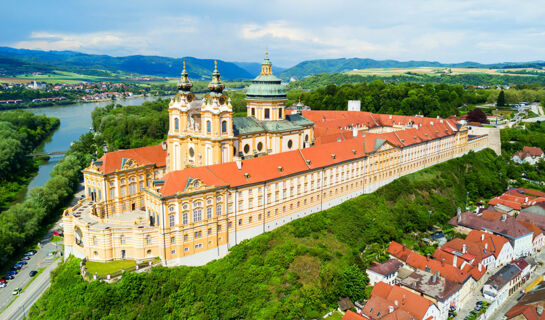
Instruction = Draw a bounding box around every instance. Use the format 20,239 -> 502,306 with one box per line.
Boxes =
200,61 -> 235,165
167,61 -> 235,172
246,51 -> 287,121
167,61 -> 195,172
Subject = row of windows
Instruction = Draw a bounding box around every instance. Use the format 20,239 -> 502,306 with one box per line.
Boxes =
173,117 -> 229,134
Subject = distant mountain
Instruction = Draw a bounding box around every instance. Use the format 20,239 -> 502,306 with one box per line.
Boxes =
278,58 -> 491,79
0,47 -> 254,80
233,61 -> 287,78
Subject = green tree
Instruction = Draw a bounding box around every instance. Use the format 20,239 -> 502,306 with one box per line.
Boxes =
497,90 -> 506,106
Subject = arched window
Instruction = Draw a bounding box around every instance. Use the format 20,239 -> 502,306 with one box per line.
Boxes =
207,120 -> 211,133
174,117 -> 179,130
222,120 -> 227,134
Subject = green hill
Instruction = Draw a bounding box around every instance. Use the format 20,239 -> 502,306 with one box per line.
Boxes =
0,47 -> 254,80
28,149 -> 509,319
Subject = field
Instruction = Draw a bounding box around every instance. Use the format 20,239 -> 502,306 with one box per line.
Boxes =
11,70 -> 173,84
347,67 -> 544,77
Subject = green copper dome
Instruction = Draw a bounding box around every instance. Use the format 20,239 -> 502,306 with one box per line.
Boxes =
246,53 -> 286,100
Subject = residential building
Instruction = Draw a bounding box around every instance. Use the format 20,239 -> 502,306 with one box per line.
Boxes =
512,147 -> 545,165
366,259 -> 403,286
519,203 -> 545,231
464,230 -> 514,268
449,210 -> 533,258
517,220 -> 545,253
361,282 -> 441,320
506,281 -> 545,320
483,258 -> 531,303
398,268 -> 461,319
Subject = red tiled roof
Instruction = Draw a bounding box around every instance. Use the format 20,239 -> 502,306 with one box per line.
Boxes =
518,220 -> 543,240
465,230 -> 510,259
506,304 -> 545,320
159,166 -> 229,197
518,211 -> 545,232
92,144 -> 166,174
342,310 -> 366,320
388,241 -> 412,262
364,282 -> 434,320
523,146 -> 544,157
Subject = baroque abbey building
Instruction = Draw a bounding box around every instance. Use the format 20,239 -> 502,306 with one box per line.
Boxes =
63,54 -> 489,266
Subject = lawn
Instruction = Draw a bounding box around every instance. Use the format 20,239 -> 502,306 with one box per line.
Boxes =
325,311 -> 344,320
85,260 -> 136,276
50,235 -> 63,243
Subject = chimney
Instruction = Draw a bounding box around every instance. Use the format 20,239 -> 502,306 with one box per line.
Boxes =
462,244 -> 467,254
453,254 -> 457,267
389,306 -> 394,314
402,295 -> 406,305
481,233 -> 485,241
478,263 -> 482,272
353,127 -> 358,137
457,214 -> 462,223
485,242 -> 488,250
432,270 -> 438,283
501,214 -> 507,222
394,300 -> 398,307
235,156 -> 242,170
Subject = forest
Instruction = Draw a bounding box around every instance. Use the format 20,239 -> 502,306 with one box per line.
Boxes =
0,111 -> 59,211
28,149 -> 513,319
0,125 -> 95,269
292,81 -> 487,117
91,99 -> 170,154
288,72 -> 545,89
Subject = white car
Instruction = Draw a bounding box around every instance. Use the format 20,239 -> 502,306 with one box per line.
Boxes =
0,282 -> 6,288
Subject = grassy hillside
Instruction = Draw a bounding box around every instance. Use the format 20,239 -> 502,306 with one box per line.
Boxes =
28,149 -> 510,319
279,57 -> 545,80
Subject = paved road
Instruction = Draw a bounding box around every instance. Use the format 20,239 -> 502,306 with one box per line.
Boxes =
0,184 -> 84,319
0,240 -> 60,314
1,258 -> 60,320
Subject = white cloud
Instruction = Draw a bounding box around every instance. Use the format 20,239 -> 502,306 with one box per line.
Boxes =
10,31 -> 152,55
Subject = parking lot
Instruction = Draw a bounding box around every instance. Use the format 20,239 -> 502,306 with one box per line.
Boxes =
0,224 -> 62,313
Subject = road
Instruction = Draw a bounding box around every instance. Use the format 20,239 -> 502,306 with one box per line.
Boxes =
1,257 -> 60,320
0,184 -> 84,320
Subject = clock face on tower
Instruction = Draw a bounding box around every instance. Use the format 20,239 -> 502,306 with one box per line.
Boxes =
186,92 -> 194,103
218,95 -> 226,105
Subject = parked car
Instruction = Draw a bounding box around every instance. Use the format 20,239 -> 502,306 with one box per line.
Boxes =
0,282 -> 6,288
0,279 -> 5,284
12,287 -> 21,295
7,270 -> 17,276
12,264 -> 22,270
17,261 -> 27,265
24,250 -> 37,256
3,275 -> 14,280
53,231 -> 63,237
21,256 -> 31,261
29,270 -> 38,277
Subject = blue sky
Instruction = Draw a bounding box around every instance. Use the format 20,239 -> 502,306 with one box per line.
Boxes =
2,0 -> 545,67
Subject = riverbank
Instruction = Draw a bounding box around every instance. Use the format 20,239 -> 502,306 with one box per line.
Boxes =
0,113 -> 60,212
0,93 -> 173,111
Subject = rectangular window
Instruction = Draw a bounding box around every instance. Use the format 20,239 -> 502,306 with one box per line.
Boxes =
239,219 -> 242,225
193,209 -> 202,223
264,108 -> 270,119
184,234 -> 188,241
120,187 -> 126,197
195,243 -> 203,249
129,184 -> 136,195
208,228 -> 212,235
184,247 -> 189,252
110,188 -> 115,199
182,213 -> 188,225
217,225 -> 222,232
206,207 -> 212,219
170,236 -> 175,244
139,181 -> 144,190
216,204 -> 222,216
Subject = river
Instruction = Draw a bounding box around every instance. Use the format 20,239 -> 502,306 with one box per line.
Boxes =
20,96 -> 168,199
